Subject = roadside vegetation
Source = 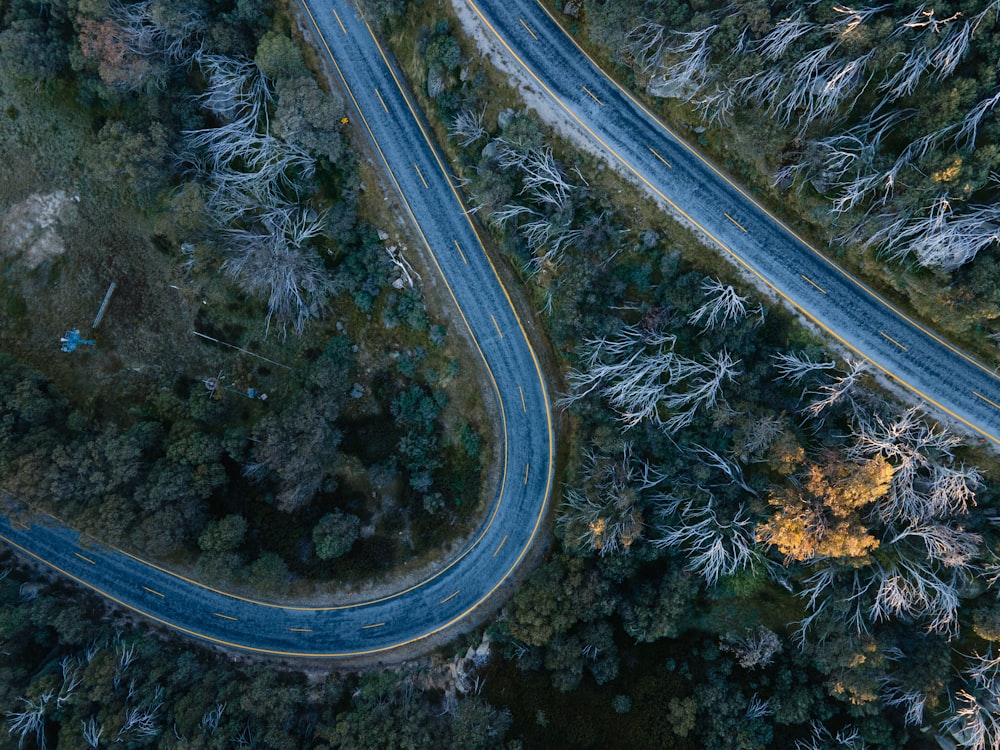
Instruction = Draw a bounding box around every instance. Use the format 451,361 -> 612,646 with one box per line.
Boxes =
0,0 -> 490,596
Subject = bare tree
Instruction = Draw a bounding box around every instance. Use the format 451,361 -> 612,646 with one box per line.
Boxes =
449,107 -> 487,147
795,721 -> 868,750
880,679 -> 927,727
801,358 -> 869,418
201,702 -> 226,736
866,194 -> 1000,270
720,626 -> 783,669
7,694 -> 51,750
653,491 -> 761,585
751,11 -> 816,61
744,694 -> 773,719
943,650 -> 1000,750
772,351 -> 838,384
955,90 -> 1000,150
113,0 -> 204,65
81,716 -> 103,749
687,277 -> 763,331
557,443 -> 662,555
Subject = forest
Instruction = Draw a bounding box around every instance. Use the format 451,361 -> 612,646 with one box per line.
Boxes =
4,0 -> 1000,747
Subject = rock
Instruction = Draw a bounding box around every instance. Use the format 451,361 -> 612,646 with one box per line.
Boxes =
497,108 -> 516,129
427,65 -> 446,98
481,139 -> 499,160
392,277 -> 406,289
377,228 -> 390,241
349,382 -> 364,399
562,0 -> 581,18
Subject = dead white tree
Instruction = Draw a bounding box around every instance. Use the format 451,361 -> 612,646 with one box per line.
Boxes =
653,492 -> 761,585
943,650 -> 1000,750
687,277 -> 763,331
449,107 -> 487,147
826,4 -> 888,37
113,0 -> 204,65
57,656 -> 82,707
772,351 -> 838,384
880,679 -> 928,727
868,555 -> 965,636
931,20 -> 973,81
7,694 -> 51,750
955,90 -> 1000,150
744,694 -> 773,719
795,721 -> 868,750
867,195 -> 1000,271
81,716 -> 103,749
201,703 -> 226,736
557,443 -> 662,555
654,26 -> 717,100
628,19 -> 670,76
751,11 -> 816,61
221,210 -> 333,337
660,349 -> 742,433
803,359 -> 869,417
720,626 -> 783,669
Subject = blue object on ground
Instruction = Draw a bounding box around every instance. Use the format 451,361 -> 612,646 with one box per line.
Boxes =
60,329 -> 96,353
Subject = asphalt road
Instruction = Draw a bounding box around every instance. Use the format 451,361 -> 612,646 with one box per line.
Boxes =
464,0 -> 1000,445
0,0 -> 554,658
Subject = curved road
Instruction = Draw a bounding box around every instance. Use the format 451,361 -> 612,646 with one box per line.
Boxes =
0,1 -> 554,658
465,0 -> 1000,445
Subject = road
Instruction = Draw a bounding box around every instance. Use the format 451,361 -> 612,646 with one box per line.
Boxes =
0,0 -> 554,658
464,0 -> 1000,445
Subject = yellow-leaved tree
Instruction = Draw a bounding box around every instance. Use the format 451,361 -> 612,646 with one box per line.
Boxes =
757,454 -> 894,564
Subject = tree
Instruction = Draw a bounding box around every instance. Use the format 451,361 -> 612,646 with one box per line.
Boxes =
759,455 -> 893,563
254,31 -> 306,79
312,510 -> 361,560
199,514 -> 248,553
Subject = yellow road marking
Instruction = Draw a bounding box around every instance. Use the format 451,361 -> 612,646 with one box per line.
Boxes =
414,162 -> 429,188
493,534 -> 508,558
213,612 -> 238,621
289,627 -> 313,633
880,331 -> 909,352
800,274 -> 827,294
362,622 -> 385,630
973,391 -> 1000,412
581,85 -> 603,106
648,146 -> 672,168
524,463 -> 529,485
332,8 -> 347,34
74,552 -> 95,565
519,384 -> 526,412
724,212 -> 747,233
374,87 -> 389,112
453,239 -> 468,264
491,314 -> 504,338
438,590 -> 460,605
142,586 -> 164,598
518,17 -> 538,40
